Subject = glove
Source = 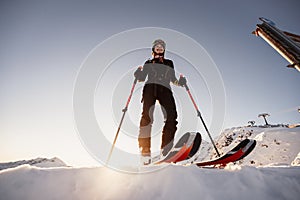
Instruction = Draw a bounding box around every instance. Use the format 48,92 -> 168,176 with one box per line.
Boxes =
178,76 -> 187,87
134,66 -> 143,80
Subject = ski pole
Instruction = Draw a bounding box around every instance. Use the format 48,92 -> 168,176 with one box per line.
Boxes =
182,76 -> 220,157
106,77 -> 138,165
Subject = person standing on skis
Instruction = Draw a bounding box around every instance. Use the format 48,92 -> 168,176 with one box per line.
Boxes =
134,39 -> 186,162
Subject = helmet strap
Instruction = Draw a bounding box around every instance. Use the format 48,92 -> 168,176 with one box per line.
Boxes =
152,51 -> 165,58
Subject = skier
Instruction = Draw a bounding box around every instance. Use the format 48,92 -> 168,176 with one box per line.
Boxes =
134,39 -> 186,164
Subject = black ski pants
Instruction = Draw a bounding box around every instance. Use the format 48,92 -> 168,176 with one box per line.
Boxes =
138,84 -> 178,153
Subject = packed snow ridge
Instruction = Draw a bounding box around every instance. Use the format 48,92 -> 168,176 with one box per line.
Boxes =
0,126 -> 299,200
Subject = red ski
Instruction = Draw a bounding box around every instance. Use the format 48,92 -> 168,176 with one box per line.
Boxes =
158,144 -> 192,163
151,132 -> 202,164
196,139 -> 256,167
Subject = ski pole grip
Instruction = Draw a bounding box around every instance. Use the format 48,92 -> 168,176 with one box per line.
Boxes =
179,74 -> 189,90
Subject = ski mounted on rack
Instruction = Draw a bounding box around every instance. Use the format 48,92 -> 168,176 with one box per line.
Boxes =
148,132 -> 202,165
195,138 -> 256,168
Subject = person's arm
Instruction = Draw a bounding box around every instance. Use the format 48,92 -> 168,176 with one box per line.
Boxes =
134,61 -> 149,82
168,60 -> 187,87
168,60 -> 178,84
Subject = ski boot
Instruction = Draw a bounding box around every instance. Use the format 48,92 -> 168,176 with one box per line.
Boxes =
140,147 -> 151,165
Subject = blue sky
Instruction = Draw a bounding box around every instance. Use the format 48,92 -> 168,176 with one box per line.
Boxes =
1,0 -> 299,166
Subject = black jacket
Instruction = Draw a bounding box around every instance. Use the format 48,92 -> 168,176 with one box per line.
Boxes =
137,58 -> 178,90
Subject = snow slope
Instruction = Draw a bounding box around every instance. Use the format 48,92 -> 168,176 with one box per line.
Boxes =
210,126 -> 300,167
0,157 -> 67,171
0,126 -> 300,200
0,164 -> 300,200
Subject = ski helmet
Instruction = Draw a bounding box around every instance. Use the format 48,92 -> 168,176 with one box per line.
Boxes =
152,39 -> 166,52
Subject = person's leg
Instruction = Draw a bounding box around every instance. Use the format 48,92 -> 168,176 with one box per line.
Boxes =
158,89 -> 178,156
138,86 -> 156,156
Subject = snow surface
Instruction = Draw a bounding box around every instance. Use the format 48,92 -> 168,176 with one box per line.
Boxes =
0,126 -> 300,200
